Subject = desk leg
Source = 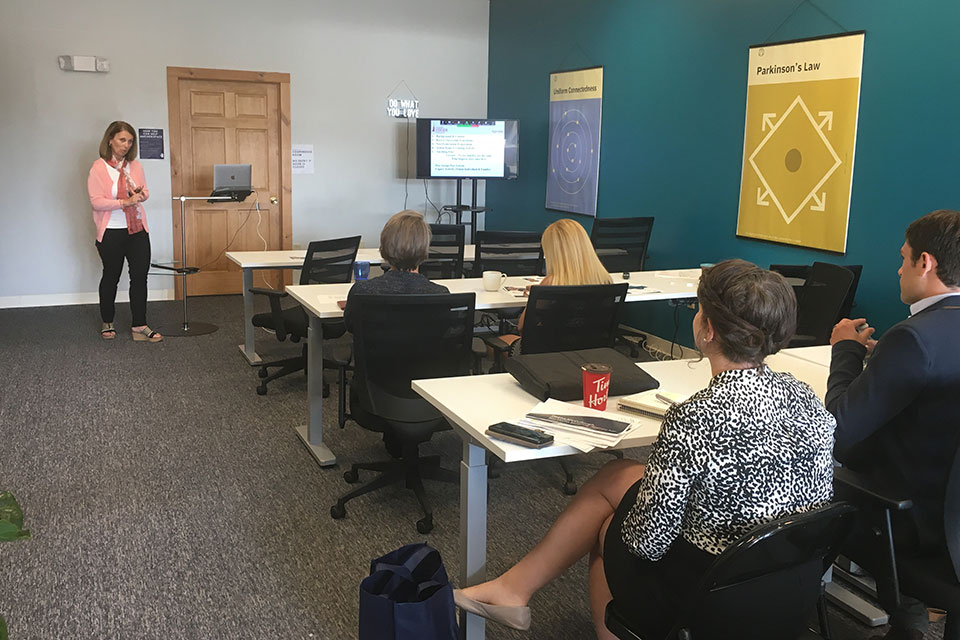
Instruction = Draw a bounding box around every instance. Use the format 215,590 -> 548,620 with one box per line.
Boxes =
237,268 -> 262,365
460,440 -> 488,640
295,315 -> 337,467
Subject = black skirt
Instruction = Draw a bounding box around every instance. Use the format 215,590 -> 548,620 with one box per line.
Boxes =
603,479 -> 716,639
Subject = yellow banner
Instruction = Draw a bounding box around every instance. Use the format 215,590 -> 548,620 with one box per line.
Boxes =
736,32 -> 864,253
550,67 -> 603,102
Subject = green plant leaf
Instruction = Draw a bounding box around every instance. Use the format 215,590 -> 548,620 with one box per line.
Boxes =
0,492 -> 29,541
0,612 -> 7,640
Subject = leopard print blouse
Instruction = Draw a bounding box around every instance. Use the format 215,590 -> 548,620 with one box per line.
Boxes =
621,365 -> 835,560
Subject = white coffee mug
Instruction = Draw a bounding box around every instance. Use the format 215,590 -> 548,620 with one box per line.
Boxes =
482,270 -> 507,292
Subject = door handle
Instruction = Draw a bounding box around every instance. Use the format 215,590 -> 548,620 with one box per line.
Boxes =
270,196 -> 279,205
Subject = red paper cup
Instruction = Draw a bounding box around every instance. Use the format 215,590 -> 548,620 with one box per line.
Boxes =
582,363 -> 612,411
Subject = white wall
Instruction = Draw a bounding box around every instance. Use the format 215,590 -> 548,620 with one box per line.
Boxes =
0,0 -> 489,306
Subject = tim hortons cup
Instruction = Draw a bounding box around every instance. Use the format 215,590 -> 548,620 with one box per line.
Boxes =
582,363 -> 613,411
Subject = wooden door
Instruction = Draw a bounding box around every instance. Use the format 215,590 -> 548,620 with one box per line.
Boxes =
167,68 -> 292,297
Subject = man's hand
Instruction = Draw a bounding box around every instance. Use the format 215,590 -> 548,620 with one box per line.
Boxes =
831,317 -> 878,354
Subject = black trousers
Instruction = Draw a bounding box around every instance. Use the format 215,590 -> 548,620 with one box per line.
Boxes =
96,229 -> 151,326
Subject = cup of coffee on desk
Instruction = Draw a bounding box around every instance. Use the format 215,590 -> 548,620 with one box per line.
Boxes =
482,271 -> 507,292
582,363 -> 612,411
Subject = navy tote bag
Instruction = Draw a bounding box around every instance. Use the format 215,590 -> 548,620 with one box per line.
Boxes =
359,543 -> 458,640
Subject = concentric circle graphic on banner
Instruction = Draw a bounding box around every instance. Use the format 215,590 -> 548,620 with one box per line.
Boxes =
545,66 -> 603,216
551,108 -> 595,195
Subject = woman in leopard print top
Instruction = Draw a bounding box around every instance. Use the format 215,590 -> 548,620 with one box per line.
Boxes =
454,259 -> 835,639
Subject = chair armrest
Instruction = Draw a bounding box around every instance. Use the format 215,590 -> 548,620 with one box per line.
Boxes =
249,288 -> 289,340
834,466 -> 914,511
480,333 -> 511,353
248,287 -> 288,299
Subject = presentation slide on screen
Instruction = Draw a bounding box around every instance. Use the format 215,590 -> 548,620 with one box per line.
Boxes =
430,120 -> 505,177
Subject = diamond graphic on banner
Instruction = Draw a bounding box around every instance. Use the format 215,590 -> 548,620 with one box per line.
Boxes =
748,95 -> 841,225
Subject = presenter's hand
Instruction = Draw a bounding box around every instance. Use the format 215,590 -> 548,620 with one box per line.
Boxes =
831,318 -> 877,354
140,186 -> 149,202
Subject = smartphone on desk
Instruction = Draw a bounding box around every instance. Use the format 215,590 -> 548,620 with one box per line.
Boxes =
486,422 -> 554,448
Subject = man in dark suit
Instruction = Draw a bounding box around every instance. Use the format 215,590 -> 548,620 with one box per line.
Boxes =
826,209 -> 960,640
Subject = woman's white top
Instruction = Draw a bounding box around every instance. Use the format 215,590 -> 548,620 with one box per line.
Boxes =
102,159 -> 127,229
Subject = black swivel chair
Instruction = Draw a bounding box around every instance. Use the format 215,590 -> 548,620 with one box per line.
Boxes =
472,230 -> 544,277
330,292 -> 476,534
484,283 -> 629,494
473,230 -> 544,342
419,223 -> 466,281
770,263 -> 862,325
605,502 -> 857,640
590,217 -> 654,356
590,216 -> 655,273
834,437 -> 960,640
250,236 -> 360,396
786,262 -> 856,347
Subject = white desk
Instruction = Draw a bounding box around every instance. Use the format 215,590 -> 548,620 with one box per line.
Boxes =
780,344 -> 832,367
285,270 -> 699,467
412,351 -> 829,640
226,246 -> 477,364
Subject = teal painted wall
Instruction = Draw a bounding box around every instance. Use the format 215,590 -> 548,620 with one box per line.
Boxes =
486,0 -> 960,344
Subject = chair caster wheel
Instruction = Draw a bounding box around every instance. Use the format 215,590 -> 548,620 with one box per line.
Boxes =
258,368 -> 268,379
331,504 -> 346,519
256,385 -> 267,396
563,482 -> 578,496
343,469 -> 359,483
416,516 -> 434,534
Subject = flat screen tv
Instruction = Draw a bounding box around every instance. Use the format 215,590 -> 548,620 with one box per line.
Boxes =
416,119 -> 518,179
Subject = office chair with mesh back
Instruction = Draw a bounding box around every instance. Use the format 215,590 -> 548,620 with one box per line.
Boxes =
473,230 -> 543,277
789,261 -> 855,347
605,502 -> 857,640
770,263 -> 862,325
419,223 -> 465,281
590,216 -> 655,273
330,292 -> 475,534
473,230 -> 544,340
484,283 -> 629,494
590,217 -> 654,356
250,236 -> 360,396
834,435 -> 960,640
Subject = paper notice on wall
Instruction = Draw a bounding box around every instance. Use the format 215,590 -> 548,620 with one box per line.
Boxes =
292,144 -> 314,174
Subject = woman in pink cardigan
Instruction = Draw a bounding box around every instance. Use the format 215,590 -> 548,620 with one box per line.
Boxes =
87,121 -> 161,342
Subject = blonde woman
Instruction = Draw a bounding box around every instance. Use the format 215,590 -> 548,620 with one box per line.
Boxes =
502,218 -> 612,351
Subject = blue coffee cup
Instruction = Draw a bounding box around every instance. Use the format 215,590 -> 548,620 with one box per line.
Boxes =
354,261 -> 370,281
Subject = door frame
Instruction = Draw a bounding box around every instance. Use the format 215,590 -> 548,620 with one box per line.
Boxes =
166,66 -> 293,298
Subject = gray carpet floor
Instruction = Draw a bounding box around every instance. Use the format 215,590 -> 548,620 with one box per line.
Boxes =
0,295 -> 944,639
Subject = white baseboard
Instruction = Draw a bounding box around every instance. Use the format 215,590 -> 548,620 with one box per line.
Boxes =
0,289 -> 174,310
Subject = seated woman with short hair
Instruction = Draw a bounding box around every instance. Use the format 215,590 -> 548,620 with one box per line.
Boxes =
343,210 -> 448,332
455,259 -> 836,639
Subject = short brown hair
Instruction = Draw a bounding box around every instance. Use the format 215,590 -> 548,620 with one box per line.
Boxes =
905,209 -> 960,287
698,259 -> 797,365
380,210 -> 431,271
98,121 -> 137,161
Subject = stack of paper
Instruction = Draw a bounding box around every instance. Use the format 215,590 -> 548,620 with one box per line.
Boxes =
515,399 -> 640,452
617,390 -> 688,419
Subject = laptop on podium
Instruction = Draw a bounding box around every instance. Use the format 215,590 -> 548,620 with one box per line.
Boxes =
209,164 -> 252,202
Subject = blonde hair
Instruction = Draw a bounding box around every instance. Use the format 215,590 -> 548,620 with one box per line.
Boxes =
380,210 -> 431,271
98,121 -> 137,161
541,219 -> 612,285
